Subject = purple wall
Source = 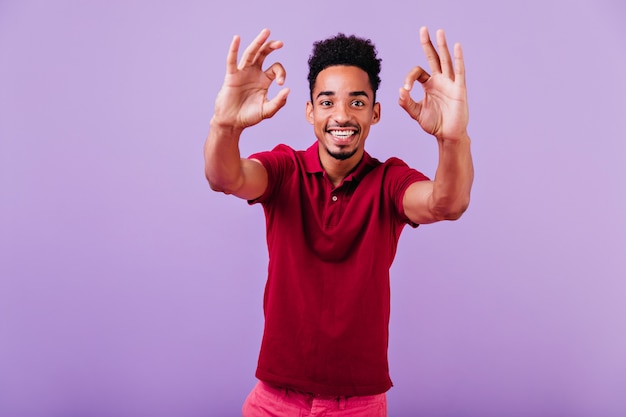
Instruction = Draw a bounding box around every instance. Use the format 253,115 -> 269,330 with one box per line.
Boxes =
1,1 -> 625,416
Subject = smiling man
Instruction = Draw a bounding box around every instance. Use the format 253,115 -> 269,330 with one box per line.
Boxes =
308,65 -> 379,172
204,27 -> 474,417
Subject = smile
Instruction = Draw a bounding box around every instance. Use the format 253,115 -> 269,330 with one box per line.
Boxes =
328,129 -> 357,140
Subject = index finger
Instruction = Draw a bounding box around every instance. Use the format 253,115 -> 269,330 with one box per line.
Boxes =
403,65 -> 431,90
252,39 -> 284,69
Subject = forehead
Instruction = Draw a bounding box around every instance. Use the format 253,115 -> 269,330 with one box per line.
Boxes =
313,65 -> 372,94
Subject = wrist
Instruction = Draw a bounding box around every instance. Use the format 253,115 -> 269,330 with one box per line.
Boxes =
210,116 -> 244,136
436,131 -> 471,144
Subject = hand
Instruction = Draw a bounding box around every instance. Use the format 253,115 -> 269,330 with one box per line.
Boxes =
212,29 -> 290,130
398,27 -> 469,141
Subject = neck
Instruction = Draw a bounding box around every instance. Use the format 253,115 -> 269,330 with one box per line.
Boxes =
318,147 -> 363,188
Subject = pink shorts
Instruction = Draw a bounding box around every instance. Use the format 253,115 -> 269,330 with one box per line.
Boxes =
242,381 -> 387,417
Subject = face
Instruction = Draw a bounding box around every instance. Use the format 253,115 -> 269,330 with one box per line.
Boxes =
306,65 -> 380,164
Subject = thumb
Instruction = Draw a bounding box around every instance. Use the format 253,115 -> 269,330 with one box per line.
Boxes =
262,87 -> 290,119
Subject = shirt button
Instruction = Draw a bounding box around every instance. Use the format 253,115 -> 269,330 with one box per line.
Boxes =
331,195 -> 338,202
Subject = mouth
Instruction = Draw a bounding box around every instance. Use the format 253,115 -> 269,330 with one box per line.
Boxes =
327,128 -> 358,145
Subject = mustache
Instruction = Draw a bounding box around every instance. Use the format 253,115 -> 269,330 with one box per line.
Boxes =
326,123 -> 359,130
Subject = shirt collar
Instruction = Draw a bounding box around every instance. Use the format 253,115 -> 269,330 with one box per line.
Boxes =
303,142 -> 377,183
303,142 -> 324,174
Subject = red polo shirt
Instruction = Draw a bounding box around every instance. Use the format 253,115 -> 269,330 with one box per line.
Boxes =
249,142 -> 429,396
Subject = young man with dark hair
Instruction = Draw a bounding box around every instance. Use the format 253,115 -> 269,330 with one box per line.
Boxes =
204,27 -> 473,417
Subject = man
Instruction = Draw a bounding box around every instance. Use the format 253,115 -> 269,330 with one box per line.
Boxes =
204,26 -> 473,417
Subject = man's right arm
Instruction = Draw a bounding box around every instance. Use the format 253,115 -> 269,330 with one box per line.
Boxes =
203,28 -> 289,200
204,119 -> 268,200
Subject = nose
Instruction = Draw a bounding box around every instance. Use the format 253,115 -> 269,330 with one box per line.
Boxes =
332,102 -> 350,124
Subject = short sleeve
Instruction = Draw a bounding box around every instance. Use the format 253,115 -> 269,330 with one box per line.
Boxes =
248,144 -> 296,205
384,158 -> 430,227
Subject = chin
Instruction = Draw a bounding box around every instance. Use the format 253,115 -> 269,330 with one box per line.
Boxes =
325,145 -> 359,161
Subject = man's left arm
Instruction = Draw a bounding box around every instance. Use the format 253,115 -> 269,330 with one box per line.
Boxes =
398,26 -> 474,224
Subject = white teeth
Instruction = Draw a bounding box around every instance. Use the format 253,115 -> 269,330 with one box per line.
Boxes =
329,130 -> 355,138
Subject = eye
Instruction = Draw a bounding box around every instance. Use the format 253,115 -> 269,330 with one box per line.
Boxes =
320,100 -> 332,107
352,100 -> 365,107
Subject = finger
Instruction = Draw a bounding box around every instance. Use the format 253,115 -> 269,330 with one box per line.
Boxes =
397,86 -> 413,109
398,87 -> 422,120
239,28 -> 271,69
420,26 -> 441,74
225,35 -> 240,74
253,39 -> 284,69
436,29 -> 454,79
264,62 -> 287,85
454,42 -> 466,88
263,87 -> 290,119
403,66 -> 431,90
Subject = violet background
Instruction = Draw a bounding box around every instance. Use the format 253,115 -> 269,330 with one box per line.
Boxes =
1,0 -> 625,416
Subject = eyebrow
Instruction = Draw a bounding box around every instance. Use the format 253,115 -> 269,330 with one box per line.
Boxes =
315,90 -> 370,100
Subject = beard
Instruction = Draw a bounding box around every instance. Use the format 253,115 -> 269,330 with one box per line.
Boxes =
324,145 -> 358,161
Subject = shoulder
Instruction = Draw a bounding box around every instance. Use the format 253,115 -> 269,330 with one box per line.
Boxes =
376,157 -> 429,182
382,156 -> 411,169
250,143 -> 296,160
376,157 -> 430,203
248,144 -> 300,171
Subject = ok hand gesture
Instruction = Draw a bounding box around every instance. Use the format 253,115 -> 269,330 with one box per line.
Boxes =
398,27 -> 469,141
212,29 -> 290,130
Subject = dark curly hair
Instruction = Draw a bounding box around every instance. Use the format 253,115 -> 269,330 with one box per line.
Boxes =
307,33 -> 382,102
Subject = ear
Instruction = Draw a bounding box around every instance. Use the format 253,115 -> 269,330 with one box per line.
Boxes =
306,101 -> 314,125
371,102 -> 381,125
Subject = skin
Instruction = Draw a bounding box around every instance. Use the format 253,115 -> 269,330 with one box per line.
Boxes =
306,65 -> 380,186
204,27 -> 473,223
